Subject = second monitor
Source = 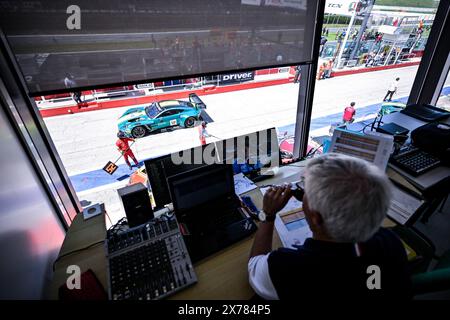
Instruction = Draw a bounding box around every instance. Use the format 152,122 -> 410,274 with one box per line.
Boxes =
144,144 -> 217,210
216,127 -> 280,181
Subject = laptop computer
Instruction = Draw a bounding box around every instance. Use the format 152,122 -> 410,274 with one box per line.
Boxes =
167,164 -> 257,262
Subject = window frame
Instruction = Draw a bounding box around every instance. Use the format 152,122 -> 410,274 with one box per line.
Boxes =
407,0 -> 450,106
431,53 -> 450,106
0,32 -> 79,228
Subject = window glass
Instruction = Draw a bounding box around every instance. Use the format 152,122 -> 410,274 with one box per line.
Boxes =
309,0 -> 440,150
160,110 -> 178,117
39,66 -> 301,224
145,104 -> 161,118
0,0 -> 318,94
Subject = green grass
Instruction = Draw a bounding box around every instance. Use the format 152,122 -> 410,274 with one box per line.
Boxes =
322,24 -> 349,29
324,32 -> 339,41
375,0 -> 437,8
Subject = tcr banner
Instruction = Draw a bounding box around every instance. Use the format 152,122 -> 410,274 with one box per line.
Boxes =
324,0 -> 371,17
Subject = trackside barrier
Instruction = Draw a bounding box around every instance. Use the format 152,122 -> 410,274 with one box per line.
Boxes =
39,76 -> 295,117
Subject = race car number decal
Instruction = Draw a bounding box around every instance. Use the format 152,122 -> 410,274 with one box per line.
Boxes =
170,119 -> 177,126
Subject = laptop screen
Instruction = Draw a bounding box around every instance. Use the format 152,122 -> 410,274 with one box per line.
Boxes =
168,164 -> 234,212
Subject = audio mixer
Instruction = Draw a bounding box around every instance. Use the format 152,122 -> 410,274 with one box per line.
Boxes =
105,214 -> 197,300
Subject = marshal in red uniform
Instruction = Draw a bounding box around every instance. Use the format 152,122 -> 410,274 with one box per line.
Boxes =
342,102 -> 356,124
116,131 -> 139,170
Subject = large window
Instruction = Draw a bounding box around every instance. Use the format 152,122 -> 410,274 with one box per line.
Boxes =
0,1 -> 320,226
0,0 -> 318,94
40,67 -> 301,224
308,0 -> 441,148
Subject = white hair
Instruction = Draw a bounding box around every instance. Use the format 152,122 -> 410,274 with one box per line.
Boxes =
304,153 -> 391,243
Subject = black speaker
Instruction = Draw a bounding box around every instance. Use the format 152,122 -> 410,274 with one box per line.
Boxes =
117,183 -> 154,227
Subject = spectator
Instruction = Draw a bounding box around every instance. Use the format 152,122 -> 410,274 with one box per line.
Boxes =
293,65 -> 301,84
376,33 -> 383,43
317,62 -> 327,80
320,36 -> 328,55
365,52 -> 375,67
63,73 -> 83,106
335,30 -> 341,40
324,59 -> 334,79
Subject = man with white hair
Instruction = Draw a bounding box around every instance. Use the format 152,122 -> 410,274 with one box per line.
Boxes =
248,153 -> 411,299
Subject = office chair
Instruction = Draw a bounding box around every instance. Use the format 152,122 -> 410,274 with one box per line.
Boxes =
391,225 -> 436,275
420,192 -> 450,224
391,225 -> 450,296
412,250 -> 450,296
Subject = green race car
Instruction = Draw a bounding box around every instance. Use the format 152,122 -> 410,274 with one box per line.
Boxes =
118,93 -> 205,138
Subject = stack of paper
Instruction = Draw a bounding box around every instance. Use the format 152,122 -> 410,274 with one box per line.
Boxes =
387,185 -> 424,225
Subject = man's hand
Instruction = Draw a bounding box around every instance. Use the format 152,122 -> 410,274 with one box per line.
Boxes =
263,184 -> 292,216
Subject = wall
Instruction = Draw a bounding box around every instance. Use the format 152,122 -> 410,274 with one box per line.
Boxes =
0,106 -> 65,299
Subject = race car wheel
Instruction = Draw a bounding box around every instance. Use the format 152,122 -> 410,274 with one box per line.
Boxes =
131,126 -> 147,138
184,117 -> 196,128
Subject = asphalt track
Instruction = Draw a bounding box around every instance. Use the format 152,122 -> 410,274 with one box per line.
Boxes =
66,93 -> 410,193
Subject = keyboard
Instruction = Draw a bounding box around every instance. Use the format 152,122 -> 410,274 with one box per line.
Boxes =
390,146 -> 441,176
401,104 -> 450,122
105,215 -> 197,300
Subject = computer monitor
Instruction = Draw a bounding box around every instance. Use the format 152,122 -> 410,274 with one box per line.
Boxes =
144,143 -> 216,209
215,127 -> 280,179
144,154 -> 173,210
167,164 -> 234,219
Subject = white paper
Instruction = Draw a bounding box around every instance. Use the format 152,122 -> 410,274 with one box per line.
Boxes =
329,128 -> 394,170
387,185 -> 424,225
233,173 -> 257,195
275,213 -> 312,249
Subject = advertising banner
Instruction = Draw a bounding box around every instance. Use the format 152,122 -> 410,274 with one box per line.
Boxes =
325,0 -> 371,17
218,71 -> 255,85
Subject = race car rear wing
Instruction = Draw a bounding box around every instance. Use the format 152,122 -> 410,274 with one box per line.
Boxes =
189,93 -> 206,109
